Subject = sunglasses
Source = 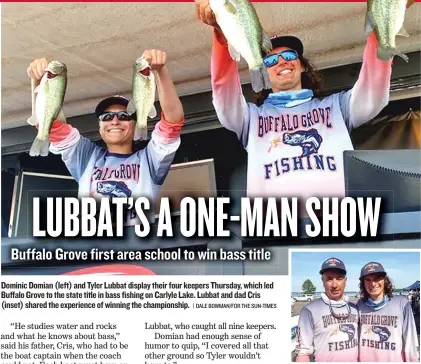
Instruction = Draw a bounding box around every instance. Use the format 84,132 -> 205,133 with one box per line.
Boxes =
98,111 -> 133,122
263,50 -> 299,68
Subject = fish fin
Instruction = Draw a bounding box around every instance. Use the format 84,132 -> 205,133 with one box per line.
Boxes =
33,85 -> 40,94
223,0 -> 236,14
27,115 -> 38,126
29,136 -> 50,157
134,125 -> 147,141
228,43 -> 241,62
56,108 -> 67,123
249,66 -> 272,93
378,47 -> 409,63
261,31 -> 273,54
127,100 -> 136,115
407,0 -> 414,8
364,12 -> 374,36
397,27 -> 409,37
148,104 -> 157,119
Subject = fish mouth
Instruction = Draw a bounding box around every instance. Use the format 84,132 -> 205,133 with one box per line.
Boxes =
138,67 -> 151,77
45,61 -> 67,75
45,71 -> 58,79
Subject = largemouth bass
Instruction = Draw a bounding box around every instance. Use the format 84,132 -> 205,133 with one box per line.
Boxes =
366,0 -> 414,62
27,60 -> 67,157
127,57 -> 157,141
210,0 -> 272,92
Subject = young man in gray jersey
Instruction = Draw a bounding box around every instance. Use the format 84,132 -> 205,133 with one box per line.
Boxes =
357,262 -> 419,362
295,257 -> 358,362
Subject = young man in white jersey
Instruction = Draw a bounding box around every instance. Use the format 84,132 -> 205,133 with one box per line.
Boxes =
195,0 -> 393,207
295,257 -> 359,362
27,50 -> 184,225
357,262 -> 419,362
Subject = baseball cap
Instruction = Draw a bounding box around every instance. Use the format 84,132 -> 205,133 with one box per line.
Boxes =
319,257 -> 347,275
269,35 -> 304,56
95,95 -> 130,118
360,262 -> 386,279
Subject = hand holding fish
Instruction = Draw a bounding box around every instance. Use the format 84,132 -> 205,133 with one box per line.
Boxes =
141,49 -> 167,72
195,0 -> 218,27
27,57 -> 49,82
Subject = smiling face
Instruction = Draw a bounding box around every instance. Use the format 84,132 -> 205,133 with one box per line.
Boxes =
363,273 -> 386,301
265,46 -> 305,92
99,104 -> 135,151
322,269 -> 347,301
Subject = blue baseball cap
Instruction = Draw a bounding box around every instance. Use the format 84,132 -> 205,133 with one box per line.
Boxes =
360,262 -> 386,279
319,257 -> 347,275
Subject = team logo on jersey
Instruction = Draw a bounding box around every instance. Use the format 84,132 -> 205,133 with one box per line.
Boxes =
372,326 -> 391,342
339,324 -> 355,340
282,128 -> 323,157
97,181 -> 132,198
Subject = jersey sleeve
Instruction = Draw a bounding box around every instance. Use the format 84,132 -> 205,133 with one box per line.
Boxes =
339,32 -> 393,131
295,307 -> 314,361
211,29 -> 251,148
48,121 -> 99,182
402,302 -> 419,362
145,113 -> 183,185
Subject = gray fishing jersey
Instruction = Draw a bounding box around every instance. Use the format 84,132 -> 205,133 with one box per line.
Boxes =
295,298 -> 359,362
48,116 -> 182,225
357,296 -> 419,362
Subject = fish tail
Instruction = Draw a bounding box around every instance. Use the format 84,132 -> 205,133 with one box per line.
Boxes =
249,65 -> 272,93
378,47 -> 409,63
29,136 -> 50,157
134,125 -> 147,141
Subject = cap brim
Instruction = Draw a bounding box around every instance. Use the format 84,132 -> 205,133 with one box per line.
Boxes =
270,36 -> 304,56
95,96 -> 130,118
360,271 -> 386,279
320,268 -> 347,275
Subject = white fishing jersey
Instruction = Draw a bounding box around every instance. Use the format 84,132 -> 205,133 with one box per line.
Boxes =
357,296 -> 419,362
211,30 -> 392,205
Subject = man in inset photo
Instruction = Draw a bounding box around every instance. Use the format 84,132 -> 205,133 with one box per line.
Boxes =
357,261 -> 419,362
295,257 -> 358,362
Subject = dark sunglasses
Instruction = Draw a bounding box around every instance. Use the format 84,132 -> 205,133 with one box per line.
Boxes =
263,50 -> 299,68
98,111 -> 133,122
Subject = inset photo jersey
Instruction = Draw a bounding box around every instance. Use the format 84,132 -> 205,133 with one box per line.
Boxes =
295,298 -> 359,362
357,296 -> 419,362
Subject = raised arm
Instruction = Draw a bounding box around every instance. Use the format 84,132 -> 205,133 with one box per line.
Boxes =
143,50 -> 184,185
195,0 -> 250,148
343,32 -> 393,130
211,29 -> 250,147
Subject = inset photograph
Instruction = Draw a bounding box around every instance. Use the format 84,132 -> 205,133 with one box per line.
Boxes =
291,251 -> 420,362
